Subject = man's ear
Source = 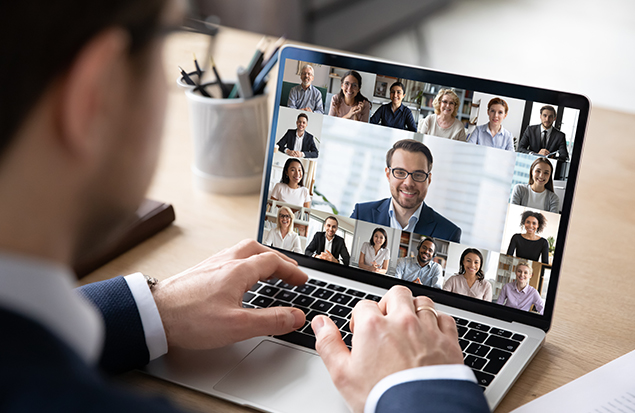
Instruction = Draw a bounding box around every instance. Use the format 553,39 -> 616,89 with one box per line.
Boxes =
385,167 -> 390,180
56,28 -> 130,160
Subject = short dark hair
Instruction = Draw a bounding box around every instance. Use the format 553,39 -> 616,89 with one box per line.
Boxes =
386,139 -> 433,170
297,113 -> 309,122
418,237 -> 436,254
369,227 -> 388,249
0,0 -> 168,162
540,105 -> 557,117
528,158 -> 554,192
280,158 -> 305,186
390,81 -> 405,93
459,248 -> 485,281
324,216 -> 339,227
520,210 -> 547,233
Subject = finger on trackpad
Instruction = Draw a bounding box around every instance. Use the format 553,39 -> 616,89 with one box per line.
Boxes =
214,340 -> 348,413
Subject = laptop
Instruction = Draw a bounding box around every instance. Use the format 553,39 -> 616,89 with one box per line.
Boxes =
144,45 -> 590,412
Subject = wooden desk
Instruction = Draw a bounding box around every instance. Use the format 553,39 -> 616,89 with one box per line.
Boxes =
79,28 -> 635,412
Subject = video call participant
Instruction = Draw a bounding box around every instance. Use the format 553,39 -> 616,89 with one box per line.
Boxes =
467,97 -> 514,151
369,81 -> 416,131
418,89 -> 467,141
328,70 -> 371,122
506,211 -> 550,264
394,237 -> 443,287
287,64 -> 324,114
262,206 -> 302,254
351,139 -> 462,243
443,248 -> 492,301
304,216 -> 351,266
511,157 -> 560,213
269,158 -> 312,208
497,262 -> 545,314
517,105 -> 569,160
0,0 -> 490,411
276,113 -> 319,158
358,227 -> 391,274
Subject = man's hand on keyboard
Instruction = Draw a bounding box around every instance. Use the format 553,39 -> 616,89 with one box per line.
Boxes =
153,239 -> 308,350
312,285 -> 463,413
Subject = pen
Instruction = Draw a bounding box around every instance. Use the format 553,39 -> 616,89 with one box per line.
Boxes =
178,66 -> 196,86
252,48 -> 279,95
193,53 -> 202,78
210,56 -> 230,98
236,66 -> 253,98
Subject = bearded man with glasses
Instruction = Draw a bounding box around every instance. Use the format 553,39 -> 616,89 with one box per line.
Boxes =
351,139 -> 462,243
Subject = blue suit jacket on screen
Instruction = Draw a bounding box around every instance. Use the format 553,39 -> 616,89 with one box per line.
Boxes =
351,198 -> 462,243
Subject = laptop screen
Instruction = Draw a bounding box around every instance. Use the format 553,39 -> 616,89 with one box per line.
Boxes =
258,45 -> 589,331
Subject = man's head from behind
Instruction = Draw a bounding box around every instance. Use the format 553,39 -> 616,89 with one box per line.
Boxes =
0,0 -> 180,264
385,139 -> 434,213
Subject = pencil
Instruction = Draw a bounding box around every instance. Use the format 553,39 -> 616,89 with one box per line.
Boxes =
192,53 -> 202,78
210,56 -> 230,98
178,66 -> 196,86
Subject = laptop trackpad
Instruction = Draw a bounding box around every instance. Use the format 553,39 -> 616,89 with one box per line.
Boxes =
214,339 -> 349,413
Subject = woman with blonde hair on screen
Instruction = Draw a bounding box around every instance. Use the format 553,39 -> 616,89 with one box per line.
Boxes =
418,88 -> 467,141
262,206 -> 302,253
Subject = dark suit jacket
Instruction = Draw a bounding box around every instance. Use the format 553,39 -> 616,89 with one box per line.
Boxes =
276,129 -> 319,158
517,124 -> 568,160
304,231 -> 350,266
376,379 -> 490,412
1,276 -> 184,412
351,198 -> 462,243
1,275 -> 490,412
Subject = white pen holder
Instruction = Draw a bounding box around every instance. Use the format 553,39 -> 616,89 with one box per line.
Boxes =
184,88 -> 268,195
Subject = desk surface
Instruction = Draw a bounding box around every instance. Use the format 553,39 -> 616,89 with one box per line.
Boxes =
79,28 -> 635,412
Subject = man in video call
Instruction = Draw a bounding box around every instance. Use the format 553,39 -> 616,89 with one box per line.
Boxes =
276,113 -> 319,158
0,0 -> 490,410
395,237 -> 443,287
287,64 -> 325,114
351,139 -> 462,243
517,105 -> 569,161
304,216 -> 351,266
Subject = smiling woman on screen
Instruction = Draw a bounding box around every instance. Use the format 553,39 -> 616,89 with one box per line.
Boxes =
511,157 -> 560,213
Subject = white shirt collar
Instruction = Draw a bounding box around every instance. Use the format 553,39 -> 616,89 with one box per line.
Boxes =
0,251 -> 104,364
388,200 -> 425,232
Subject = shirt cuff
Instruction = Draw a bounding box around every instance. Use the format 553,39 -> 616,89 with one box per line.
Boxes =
124,272 -> 168,360
364,364 -> 476,413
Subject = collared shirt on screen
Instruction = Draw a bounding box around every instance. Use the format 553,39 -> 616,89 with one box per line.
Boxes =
388,200 -> 424,233
395,256 -> 443,288
467,123 -> 514,151
288,84 -> 324,114
496,281 -> 544,314
369,103 -> 417,131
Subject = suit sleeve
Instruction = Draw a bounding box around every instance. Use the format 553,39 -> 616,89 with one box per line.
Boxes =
276,130 -> 290,153
517,127 -> 532,153
450,226 -> 462,243
339,239 -> 351,266
556,131 -> 569,160
76,276 -> 149,374
374,379 -> 490,413
304,233 -> 319,257
351,203 -> 360,219
303,133 -> 319,158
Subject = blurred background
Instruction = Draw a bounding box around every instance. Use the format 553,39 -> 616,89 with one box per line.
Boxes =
190,0 -> 635,114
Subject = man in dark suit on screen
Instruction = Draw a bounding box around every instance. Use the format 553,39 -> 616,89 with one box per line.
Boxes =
0,0 -> 489,411
351,139 -> 462,243
276,113 -> 319,158
517,105 -> 569,160
304,216 -> 350,266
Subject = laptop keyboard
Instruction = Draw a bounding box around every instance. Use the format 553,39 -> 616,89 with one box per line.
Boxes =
243,277 -> 526,390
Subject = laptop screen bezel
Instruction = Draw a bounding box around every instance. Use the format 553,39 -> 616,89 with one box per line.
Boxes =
257,45 -> 590,333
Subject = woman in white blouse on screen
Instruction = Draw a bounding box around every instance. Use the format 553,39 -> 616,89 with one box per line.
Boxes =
263,206 -> 302,253
358,228 -> 390,274
270,158 -> 311,208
